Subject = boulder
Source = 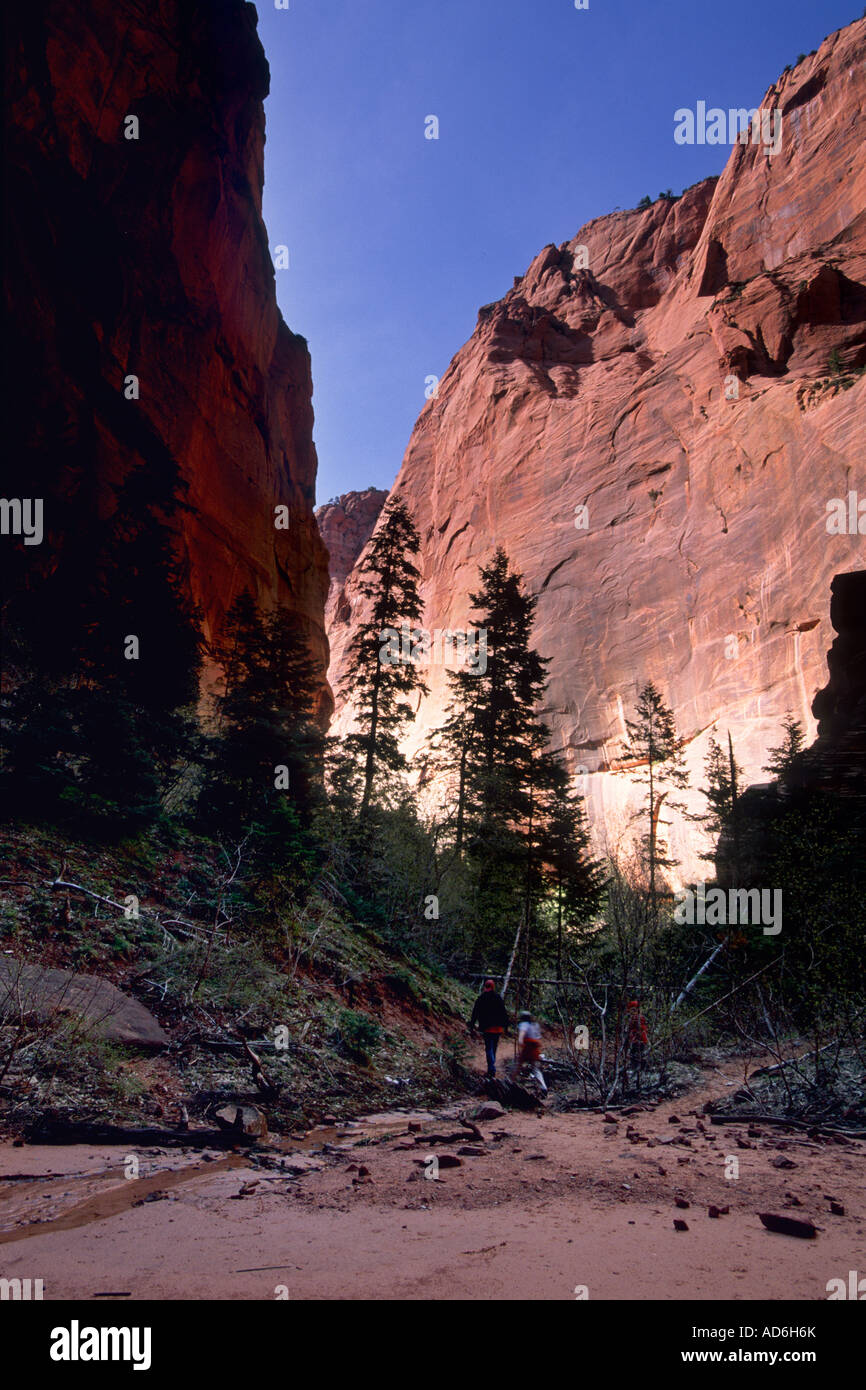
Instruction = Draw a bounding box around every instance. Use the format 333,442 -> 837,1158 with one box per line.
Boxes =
472,1101 -> 506,1121
214,1105 -> 268,1140
0,959 -> 168,1047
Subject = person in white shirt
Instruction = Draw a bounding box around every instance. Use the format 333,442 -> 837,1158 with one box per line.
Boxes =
508,1010 -> 547,1093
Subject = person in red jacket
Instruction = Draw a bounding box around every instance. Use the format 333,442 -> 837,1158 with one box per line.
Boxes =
469,979 -> 509,1078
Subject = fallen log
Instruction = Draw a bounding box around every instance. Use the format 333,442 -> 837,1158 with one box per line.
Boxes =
23,1118 -> 265,1149
748,1041 -> 838,1080
0,1171 -> 84,1182
710,1114 -> 866,1140
413,1130 -> 476,1146
483,1078 -> 543,1111
174,1036 -> 278,1055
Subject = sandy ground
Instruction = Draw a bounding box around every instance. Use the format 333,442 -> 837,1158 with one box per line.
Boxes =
1,1059 -> 863,1301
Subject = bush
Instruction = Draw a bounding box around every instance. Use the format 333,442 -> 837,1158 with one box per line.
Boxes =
338,1009 -> 381,1061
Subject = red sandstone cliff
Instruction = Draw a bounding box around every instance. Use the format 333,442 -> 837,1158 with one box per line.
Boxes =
316,489 -> 389,633
328,20 -> 866,877
4,1 -> 330,712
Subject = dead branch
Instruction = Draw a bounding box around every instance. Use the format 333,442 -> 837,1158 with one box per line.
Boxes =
709,1114 -> 866,1140
238,1034 -> 282,1100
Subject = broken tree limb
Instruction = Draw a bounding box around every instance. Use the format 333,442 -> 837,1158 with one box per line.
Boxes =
672,940 -> 726,1012
24,1118 -> 263,1149
45,879 -> 211,946
171,1034 -> 278,1055
710,1114 -> 866,1140
748,1041 -> 839,1079
457,1114 -> 485,1142
238,1035 -> 282,1100
500,921 -> 522,1001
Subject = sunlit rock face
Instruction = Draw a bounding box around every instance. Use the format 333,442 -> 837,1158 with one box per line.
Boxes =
4,1 -> 330,715
316,489 -> 389,655
327,21 -> 866,879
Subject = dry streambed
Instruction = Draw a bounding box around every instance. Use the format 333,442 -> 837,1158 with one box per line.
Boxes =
1,1071 -> 863,1300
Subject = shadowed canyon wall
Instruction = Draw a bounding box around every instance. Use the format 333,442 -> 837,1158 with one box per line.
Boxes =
3,0 -> 330,713
327,21 -> 866,879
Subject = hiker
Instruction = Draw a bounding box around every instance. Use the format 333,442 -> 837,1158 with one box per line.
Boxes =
469,978 -> 509,1078
509,1010 -> 547,1094
626,999 -> 648,1080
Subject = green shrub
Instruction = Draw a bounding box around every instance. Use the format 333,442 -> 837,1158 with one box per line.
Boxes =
338,1009 -> 381,1060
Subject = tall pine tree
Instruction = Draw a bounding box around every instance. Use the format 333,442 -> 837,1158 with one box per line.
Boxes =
340,498 -> 427,818
623,681 -> 689,913
433,548 -> 549,859
200,591 -> 323,850
538,757 -> 606,977
1,463 -> 203,834
430,548 -> 603,973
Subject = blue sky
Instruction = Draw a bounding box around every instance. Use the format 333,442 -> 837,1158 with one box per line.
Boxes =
254,0 -> 859,505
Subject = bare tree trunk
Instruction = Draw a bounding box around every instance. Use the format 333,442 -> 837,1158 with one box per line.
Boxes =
728,730 -> 740,885
501,919 -> 522,1001
672,940 -> 726,1011
359,655 -> 382,820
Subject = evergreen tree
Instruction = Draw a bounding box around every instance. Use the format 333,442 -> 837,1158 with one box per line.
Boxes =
430,549 -> 581,972
1,465 -> 203,834
538,758 -> 606,977
623,682 -> 690,912
433,548 -> 549,857
340,499 -> 427,818
0,614 -> 82,818
200,591 -> 323,850
74,474 -> 203,827
697,732 -> 742,862
762,714 -> 806,781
